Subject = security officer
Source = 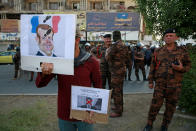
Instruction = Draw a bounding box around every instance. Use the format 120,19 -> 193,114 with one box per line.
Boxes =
99,34 -> 112,89
134,43 -> 147,81
84,42 -> 91,53
125,44 -> 133,81
106,30 -> 129,117
143,29 -> 191,131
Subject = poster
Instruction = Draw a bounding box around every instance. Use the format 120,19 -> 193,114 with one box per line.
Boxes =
70,86 -> 111,124
20,14 -> 76,75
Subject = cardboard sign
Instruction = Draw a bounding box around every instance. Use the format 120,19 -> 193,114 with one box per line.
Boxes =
70,86 -> 111,124
20,14 -> 76,75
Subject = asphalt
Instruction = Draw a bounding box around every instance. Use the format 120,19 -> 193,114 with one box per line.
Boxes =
0,64 -> 153,95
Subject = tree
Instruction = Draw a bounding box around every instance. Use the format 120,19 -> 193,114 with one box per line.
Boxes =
135,0 -> 196,39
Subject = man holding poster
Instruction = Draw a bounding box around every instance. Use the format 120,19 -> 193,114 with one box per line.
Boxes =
36,30 -> 102,131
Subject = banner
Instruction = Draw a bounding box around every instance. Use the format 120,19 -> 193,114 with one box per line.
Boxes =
86,12 -> 140,32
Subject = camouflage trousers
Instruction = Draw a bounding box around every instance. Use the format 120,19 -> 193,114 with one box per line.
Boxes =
110,73 -> 125,114
125,63 -> 133,80
101,71 -> 111,89
147,84 -> 181,127
134,63 -> 146,80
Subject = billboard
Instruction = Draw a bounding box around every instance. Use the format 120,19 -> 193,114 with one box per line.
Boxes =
86,12 -> 140,32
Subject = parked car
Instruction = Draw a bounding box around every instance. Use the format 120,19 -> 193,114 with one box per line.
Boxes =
0,51 -> 16,64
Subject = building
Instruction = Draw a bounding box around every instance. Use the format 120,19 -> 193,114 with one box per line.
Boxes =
0,0 -> 142,51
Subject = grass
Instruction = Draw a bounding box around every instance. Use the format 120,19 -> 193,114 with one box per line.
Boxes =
0,100 -> 52,131
0,95 -> 195,131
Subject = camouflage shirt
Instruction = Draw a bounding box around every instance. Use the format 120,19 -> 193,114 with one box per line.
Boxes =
134,47 -> 145,64
106,40 -> 129,75
90,45 -> 110,72
148,44 -> 191,87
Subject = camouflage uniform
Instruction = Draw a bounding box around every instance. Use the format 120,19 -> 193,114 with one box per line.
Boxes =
125,46 -> 133,80
90,45 -> 111,89
106,40 -> 129,114
147,44 -> 191,128
99,45 -> 111,89
134,47 -> 146,80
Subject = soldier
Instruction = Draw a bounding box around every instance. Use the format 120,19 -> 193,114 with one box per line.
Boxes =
84,42 -> 91,53
99,34 -> 112,89
143,29 -> 191,131
125,44 -> 133,81
106,30 -> 129,117
90,34 -> 112,89
134,43 -> 147,81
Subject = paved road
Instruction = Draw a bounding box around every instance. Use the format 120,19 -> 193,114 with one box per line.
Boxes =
0,64 -> 153,95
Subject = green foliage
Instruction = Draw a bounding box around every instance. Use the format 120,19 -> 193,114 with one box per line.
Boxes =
135,0 -> 196,39
179,45 -> 196,114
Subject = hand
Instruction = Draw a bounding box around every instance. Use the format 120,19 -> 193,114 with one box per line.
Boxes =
82,111 -> 96,124
172,60 -> 183,71
149,83 -> 154,89
41,62 -> 54,75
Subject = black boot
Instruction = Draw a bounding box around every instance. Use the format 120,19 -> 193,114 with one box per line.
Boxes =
160,125 -> 168,131
143,124 -> 153,131
143,75 -> 147,81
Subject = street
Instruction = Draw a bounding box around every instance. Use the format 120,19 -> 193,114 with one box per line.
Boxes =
0,64 -> 153,95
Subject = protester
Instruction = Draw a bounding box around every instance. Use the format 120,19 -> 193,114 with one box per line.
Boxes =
106,30 -> 129,117
143,28 -> 191,131
13,47 -> 21,80
35,30 -> 102,131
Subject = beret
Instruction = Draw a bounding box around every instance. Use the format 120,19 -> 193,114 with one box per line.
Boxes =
163,28 -> 176,36
103,34 -> 111,38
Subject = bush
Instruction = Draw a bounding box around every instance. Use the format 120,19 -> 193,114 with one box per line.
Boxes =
179,45 -> 196,114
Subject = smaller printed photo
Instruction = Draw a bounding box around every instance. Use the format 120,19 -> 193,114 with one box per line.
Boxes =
77,96 -> 102,111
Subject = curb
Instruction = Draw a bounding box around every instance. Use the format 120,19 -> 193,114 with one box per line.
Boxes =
0,94 -> 57,96
0,92 -> 153,96
159,111 -> 196,121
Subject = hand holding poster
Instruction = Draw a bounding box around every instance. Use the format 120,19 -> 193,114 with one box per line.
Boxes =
20,14 -> 76,75
70,86 -> 111,124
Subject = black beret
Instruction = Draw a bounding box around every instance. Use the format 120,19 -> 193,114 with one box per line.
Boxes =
103,34 -> 111,38
163,28 -> 176,36
112,30 -> 121,42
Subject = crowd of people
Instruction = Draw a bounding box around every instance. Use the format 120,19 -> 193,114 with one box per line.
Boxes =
81,29 -> 191,131
11,28 -> 191,131
85,34 -> 157,83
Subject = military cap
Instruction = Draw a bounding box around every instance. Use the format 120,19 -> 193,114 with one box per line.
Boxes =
103,34 -> 111,38
163,28 -> 177,36
112,30 -> 121,42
